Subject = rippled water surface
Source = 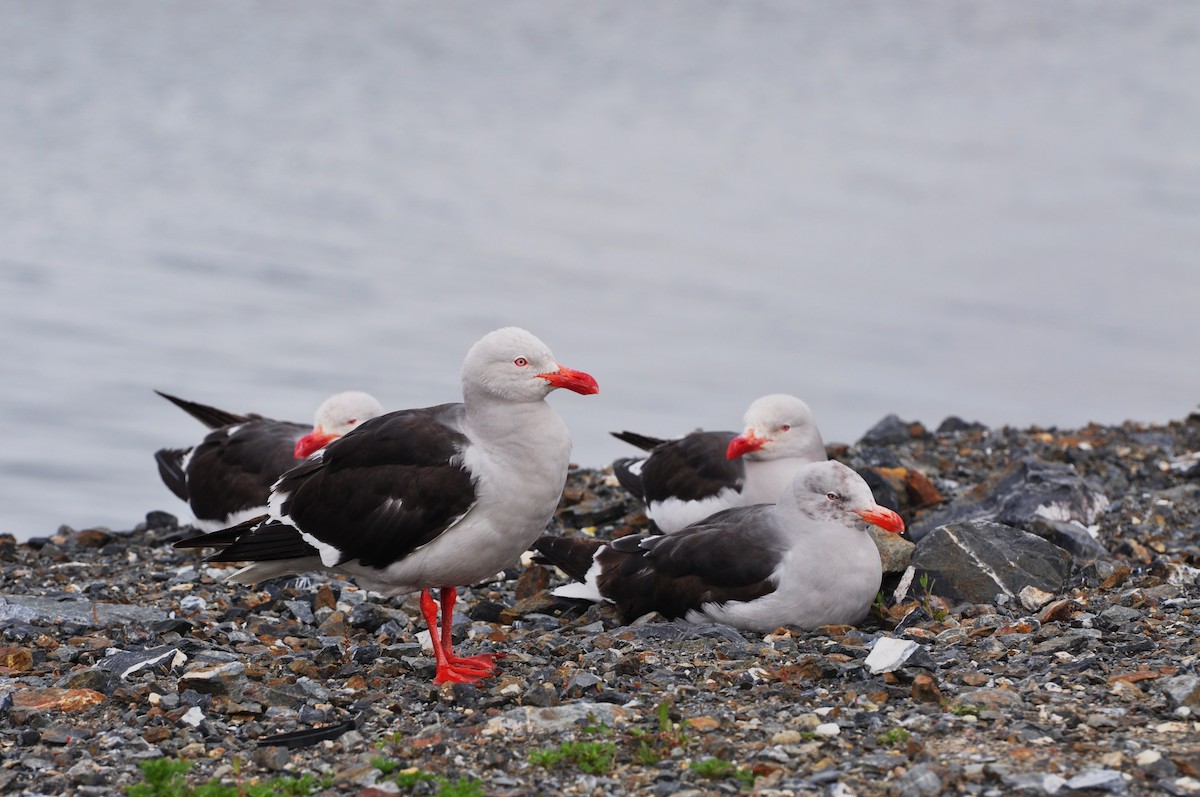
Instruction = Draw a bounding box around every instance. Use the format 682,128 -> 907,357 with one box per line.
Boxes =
2,2 -> 1198,538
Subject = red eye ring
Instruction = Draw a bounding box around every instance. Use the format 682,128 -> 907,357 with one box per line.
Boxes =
514,357 -> 528,367
826,492 -> 838,501
780,424 -> 791,432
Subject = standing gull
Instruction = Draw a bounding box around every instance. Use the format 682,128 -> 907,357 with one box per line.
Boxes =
611,394 -> 826,532
176,327 -> 598,684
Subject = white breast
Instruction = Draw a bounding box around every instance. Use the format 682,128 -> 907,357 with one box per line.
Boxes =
341,401 -> 572,595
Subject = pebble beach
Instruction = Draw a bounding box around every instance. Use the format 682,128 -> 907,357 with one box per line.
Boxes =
2,409 -> 1200,796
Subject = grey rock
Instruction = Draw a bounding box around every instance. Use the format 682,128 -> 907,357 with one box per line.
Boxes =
347,602 -> 389,632
294,676 -> 332,702
1032,629 -> 1101,655
910,457 -> 1109,541
910,521 -> 1072,604
564,672 -> 603,697
1097,605 -> 1142,628
40,724 -> 93,744
994,459 -> 1109,527
178,595 -> 207,612
860,414 -> 916,446
338,587 -> 367,607
952,688 -> 1025,711
179,661 -> 248,700
251,744 -> 292,771
350,643 -> 381,665
58,667 -> 122,695
521,682 -> 557,708
895,763 -> 943,796
1025,518 -> 1110,564
1157,675 -> 1200,710
937,416 -> 987,434
0,595 -> 168,627
1065,769 -> 1127,791
66,760 -> 109,786
284,600 -> 315,624
1000,772 -> 1068,794
144,510 -> 179,529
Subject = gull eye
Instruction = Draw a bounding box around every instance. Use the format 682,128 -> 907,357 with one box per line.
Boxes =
826,492 -> 839,502
780,424 -> 791,432
514,357 -> 529,367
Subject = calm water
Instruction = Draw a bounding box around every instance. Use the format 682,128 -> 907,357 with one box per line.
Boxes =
2,2 -> 1198,539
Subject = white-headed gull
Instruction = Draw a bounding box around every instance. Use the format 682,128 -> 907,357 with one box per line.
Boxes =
611,394 -> 827,532
176,327 -> 598,684
535,460 -> 903,631
155,390 -> 383,531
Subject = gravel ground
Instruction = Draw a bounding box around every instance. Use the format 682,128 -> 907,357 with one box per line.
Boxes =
2,410 -> 1199,796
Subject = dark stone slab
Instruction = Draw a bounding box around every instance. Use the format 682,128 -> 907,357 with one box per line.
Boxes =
96,645 -> 183,679
910,520 -> 1072,604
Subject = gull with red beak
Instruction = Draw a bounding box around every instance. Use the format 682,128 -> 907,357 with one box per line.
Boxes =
293,392 -> 384,458
155,390 -> 383,531
177,327 -> 597,685
611,394 -> 827,533
535,460 -> 904,631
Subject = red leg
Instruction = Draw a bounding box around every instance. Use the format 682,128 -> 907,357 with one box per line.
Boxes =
419,588 -> 496,684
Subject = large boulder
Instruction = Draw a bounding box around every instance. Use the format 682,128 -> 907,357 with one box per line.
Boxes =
908,457 -> 1109,547
910,520 -> 1072,604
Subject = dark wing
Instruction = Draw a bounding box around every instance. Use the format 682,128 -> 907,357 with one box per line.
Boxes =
156,390 -> 253,429
175,515 -> 265,550
638,431 -> 744,504
597,505 -> 784,621
610,430 -> 671,451
154,447 -> 192,501
183,419 -> 308,522
204,518 -> 317,561
215,405 -> 477,570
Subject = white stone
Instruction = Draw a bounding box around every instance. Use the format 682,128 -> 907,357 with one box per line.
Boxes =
179,595 -> 207,612
1135,750 -> 1163,766
1066,770 -> 1128,790
1042,774 -> 1067,794
1019,585 -> 1055,610
864,636 -> 922,674
815,723 -> 840,737
180,706 -> 205,727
